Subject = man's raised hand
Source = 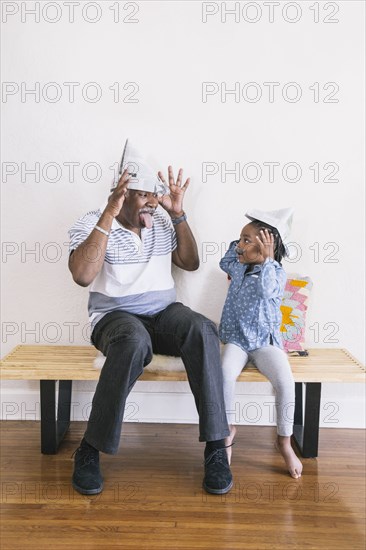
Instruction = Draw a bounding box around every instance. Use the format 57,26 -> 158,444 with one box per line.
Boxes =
157,166 -> 190,217
106,169 -> 130,218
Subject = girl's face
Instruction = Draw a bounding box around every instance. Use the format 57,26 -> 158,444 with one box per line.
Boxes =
236,223 -> 265,264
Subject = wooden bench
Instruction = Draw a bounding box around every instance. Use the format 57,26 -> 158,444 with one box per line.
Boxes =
1,345 -> 365,458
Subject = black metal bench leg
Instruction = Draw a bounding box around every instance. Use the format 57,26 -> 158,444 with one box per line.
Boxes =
40,380 -> 72,454
293,382 -> 322,458
302,382 -> 322,458
294,382 -> 303,425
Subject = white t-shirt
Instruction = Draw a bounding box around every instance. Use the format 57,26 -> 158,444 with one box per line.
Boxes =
68,207 -> 178,328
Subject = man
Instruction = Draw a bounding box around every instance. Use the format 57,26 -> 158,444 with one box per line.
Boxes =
68,141 -> 233,496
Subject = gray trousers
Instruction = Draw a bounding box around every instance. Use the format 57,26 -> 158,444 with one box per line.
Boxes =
222,343 -> 295,436
85,303 -> 230,454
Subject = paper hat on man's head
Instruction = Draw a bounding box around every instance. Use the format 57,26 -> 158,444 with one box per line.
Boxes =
112,139 -> 168,195
245,207 -> 294,242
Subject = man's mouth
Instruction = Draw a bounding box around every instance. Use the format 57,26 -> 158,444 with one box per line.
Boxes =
139,208 -> 155,229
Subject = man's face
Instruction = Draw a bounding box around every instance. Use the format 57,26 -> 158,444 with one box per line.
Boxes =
236,223 -> 265,264
118,189 -> 159,232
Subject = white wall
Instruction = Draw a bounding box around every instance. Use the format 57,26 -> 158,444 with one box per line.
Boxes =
1,1 -> 365,427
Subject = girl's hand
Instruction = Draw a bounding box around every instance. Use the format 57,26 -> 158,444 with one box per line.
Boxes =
157,166 -> 190,217
256,229 -> 275,261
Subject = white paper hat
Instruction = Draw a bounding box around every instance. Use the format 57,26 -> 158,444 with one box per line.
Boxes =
112,139 -> 168,194
245,207 -> 294,242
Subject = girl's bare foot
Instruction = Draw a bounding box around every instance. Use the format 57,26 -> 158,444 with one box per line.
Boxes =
276,435 -> 303,479
225,425 -> 236,465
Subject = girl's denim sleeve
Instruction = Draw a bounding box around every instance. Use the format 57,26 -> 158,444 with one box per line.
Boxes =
257,258 -> 287,299
219,240 -> 239,277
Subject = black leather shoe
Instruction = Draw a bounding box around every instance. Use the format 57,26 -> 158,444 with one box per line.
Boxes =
72,439 -> 103,495
203,446 -> 233,495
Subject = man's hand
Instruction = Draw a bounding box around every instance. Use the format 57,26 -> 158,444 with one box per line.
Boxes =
256,229 -> 275,261
106,169 -> 130,218
157,166 -> 190,217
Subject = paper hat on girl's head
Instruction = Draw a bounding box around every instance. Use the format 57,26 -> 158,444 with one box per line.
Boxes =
112,139 -> 168,195
245,207 -> 294,242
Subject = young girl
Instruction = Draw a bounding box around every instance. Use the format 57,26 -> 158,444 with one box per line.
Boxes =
219,208 -> 302,479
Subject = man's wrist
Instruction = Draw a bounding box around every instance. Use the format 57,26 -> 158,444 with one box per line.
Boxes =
94,225 -> 110,237
170,210 -> 185,220
96,209 -> 114,233
101,208 -> 115,223
171,212 -> 187,226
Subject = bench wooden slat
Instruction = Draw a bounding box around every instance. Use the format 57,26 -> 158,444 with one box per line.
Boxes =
0,345 -> 365,383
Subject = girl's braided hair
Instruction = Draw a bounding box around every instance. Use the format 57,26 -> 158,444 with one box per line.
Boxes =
249,219 -> 287,264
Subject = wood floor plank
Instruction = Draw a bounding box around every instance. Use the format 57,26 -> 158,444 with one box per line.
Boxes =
0,422 -> 365,549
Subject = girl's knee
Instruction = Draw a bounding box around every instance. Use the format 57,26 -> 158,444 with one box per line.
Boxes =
222,370 -> 241,384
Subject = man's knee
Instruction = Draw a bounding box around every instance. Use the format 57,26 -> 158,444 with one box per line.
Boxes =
181,309 -> 218,338
109,318 -> 150,347
108,319 -> 153,366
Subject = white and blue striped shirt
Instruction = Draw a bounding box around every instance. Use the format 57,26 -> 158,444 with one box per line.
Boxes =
69,206 -> 178,328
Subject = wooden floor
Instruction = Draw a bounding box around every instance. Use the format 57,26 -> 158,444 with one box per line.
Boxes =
0,422 -> 365,550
